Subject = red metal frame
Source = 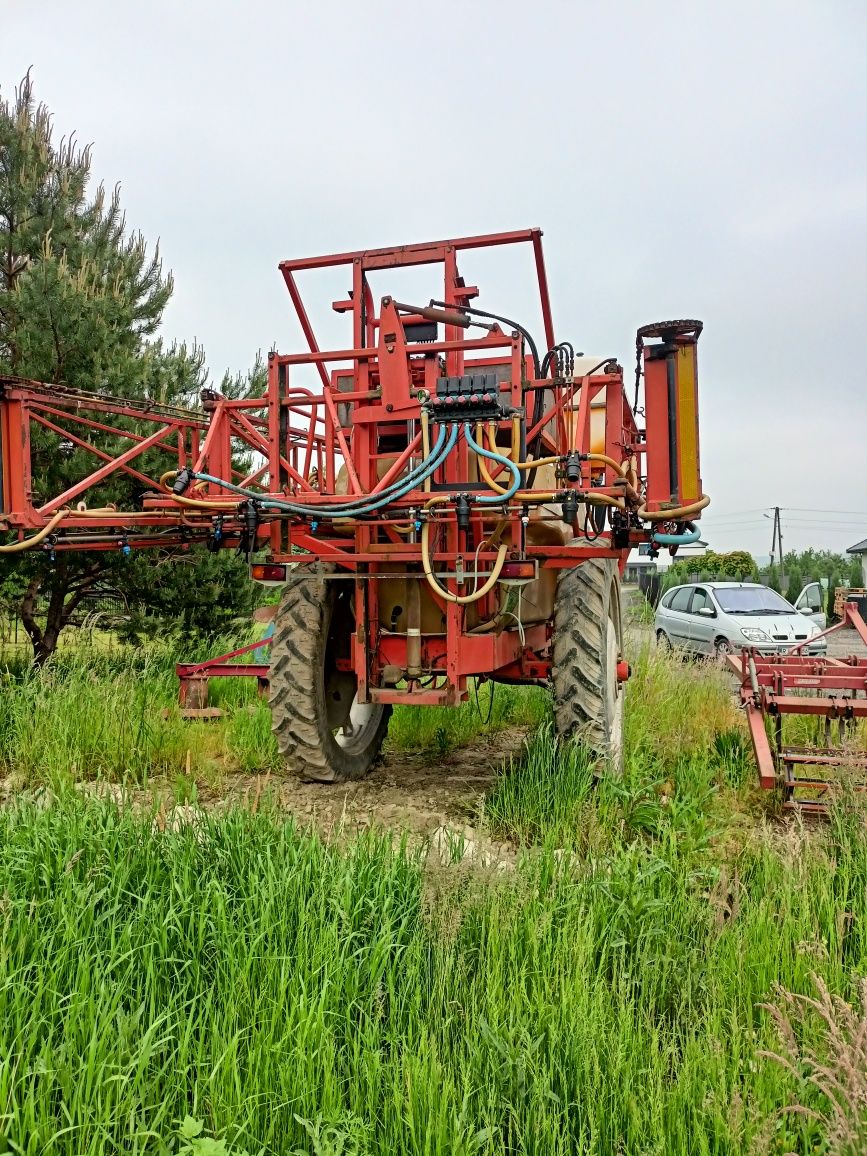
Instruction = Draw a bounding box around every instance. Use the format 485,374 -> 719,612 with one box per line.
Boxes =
1,230 -> 704,708
176,637 -> 271,713
729,603 -> 867,814
0,377 -> 320,548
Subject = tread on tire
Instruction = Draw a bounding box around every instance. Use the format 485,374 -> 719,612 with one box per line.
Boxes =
269,565 -> 391,782
552,555 -> 625,769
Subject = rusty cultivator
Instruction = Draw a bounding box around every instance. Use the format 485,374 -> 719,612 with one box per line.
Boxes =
730,600 -> 867,814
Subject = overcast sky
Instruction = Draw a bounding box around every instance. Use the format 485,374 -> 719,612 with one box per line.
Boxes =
4,0 -> 866,559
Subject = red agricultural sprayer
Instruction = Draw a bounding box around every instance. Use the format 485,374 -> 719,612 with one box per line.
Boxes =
1,229 -> 708,781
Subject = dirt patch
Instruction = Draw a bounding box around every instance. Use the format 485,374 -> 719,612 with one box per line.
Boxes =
46,729 -> 530,871
0,727 -> 531,863
197,726 -> 531,842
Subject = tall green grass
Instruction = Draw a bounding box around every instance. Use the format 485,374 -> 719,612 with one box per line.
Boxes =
0,790 -> 865,1154
0,639 -> 281,785
485,645 -> 746,849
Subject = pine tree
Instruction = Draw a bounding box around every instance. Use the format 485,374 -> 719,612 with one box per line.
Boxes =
785,565 -> 803,606
115,548 -> 260,645
0,74 -> 252,661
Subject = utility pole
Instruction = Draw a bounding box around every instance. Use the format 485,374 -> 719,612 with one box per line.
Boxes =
769,507 -> 784,585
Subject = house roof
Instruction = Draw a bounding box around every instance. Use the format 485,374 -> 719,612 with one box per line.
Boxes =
848,539 -> 867,554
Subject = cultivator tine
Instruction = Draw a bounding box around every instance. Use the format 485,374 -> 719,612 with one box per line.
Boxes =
736,605 -> 867,817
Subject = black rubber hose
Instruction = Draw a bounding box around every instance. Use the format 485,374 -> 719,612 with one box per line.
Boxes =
429,300 -> 540,378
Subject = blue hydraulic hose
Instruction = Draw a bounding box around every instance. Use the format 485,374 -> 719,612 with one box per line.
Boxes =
317,422 -> 460,517
190,422 -> 448,511
463,423 -> 521,504
652,521 -> 700,546
189,421 -> 454,517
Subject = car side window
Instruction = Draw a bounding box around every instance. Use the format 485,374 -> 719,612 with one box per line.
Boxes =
669,587 -> 693,613
690,588 -> 713,615
660,590 -> 675,609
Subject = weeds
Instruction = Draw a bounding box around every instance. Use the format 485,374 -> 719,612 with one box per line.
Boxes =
485,646 -> 736,854
759,974 -> 867,1155
483,720 -> 596,847
0,644 -> 546,786
0,638 -> 270,785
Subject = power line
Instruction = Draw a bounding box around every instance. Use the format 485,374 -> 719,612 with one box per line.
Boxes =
778,520 -> 862,528
704,509 -> 867,524
782,508 -> 867,516
697,508 -> 768,519
708,524 -> 858,535
703,519 -> 770,527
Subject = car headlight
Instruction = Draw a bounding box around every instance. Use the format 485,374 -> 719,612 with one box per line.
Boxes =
741,628 -> 771,642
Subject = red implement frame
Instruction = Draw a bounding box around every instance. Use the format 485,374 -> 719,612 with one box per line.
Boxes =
268,230 -> 653,705
0,378 -> 321,548
176,637 -> 271,718
729,603 -> 867,814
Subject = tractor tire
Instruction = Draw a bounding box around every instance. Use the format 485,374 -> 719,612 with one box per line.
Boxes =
552,554 -> 625,769
269,565 -> 391,782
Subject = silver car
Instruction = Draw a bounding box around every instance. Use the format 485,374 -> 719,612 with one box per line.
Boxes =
655,581 -> 827,659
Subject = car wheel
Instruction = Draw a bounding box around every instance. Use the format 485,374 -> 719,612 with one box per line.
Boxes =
656,630 -> 672,652
714,637 -> 733,662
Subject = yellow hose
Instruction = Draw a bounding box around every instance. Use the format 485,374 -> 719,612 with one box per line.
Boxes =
74,503 -> 181,521
473,427 -> 625,509
636,494 -> 710,521
475,425 -> 559,496
168,492 -> 243,511
481,423 -> 561,471
0,509 -> 69,553
585,493 -> 626,509
420,496 -> 508,605
586,453 -> 627,477
476,427 -> 626,495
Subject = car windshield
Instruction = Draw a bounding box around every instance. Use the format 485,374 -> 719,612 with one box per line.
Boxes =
714,587 -> 796,616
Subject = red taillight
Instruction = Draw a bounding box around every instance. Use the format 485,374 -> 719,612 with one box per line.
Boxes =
250,563 -> 287,583
499,560 -> 538,584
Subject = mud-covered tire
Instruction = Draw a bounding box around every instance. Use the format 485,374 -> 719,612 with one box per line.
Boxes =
552,555 -> 625,769
269,565 -> 391,782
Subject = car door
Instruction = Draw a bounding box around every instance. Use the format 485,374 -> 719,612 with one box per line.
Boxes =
686,586 -> 716,655
663,585 -> 695,649
794,582 -> 827,629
